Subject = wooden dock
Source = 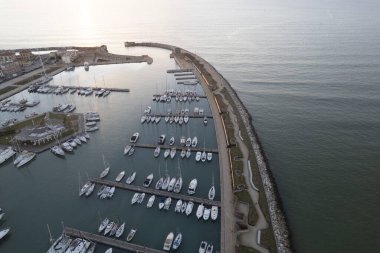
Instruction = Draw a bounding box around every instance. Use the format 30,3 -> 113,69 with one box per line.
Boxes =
133,143 -> 218,154
63,227 -> 166,253
91,178 -> 221,207
167,69 -> 192,73
46,85 -> 130,92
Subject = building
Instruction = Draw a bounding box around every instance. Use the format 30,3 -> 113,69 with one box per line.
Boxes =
0,51 -> 16,63
0,69 -> 4,78
61,50 -> 79,63
0,61 -> 21,77
16,49 -> 35,66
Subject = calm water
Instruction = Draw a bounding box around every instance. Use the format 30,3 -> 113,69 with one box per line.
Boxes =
1,0 -> 380,252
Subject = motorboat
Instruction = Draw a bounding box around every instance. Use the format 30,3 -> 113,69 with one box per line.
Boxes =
196,204 -> 205,219
161,176 -> 170,190
115,171 -> 125,182
211,206 -> 218,221
169,137 -> 175,146
73,137 -> 82,145
203,208 -> 211,221
126,228 -> 136,242
61,142 -> 73,152
184,115 -> 189,124
201,151 -> 207,162
78,135 -> 87,143
115,222 -> 125,238
170,148 -> 176,159
131,193 -> 139,204
191,136 -> 198,147
0,227 -> 10,240
174,199 -> 182,212
158,197 -> 165,210
164,197 -> 172,210
167,177 -> 176,192
208,186 -> 215,200
174,116 -> 179,124
0,147 -> 16,165
206,244 -> 214,253
98,217 -> 109,233
188,178 -> 197,195
107,186 -> 115,198
147,195 -> 156,208
126,171 -> 136,184
203,116 -> 208,125
130,132 -> 139,143
164,116 -> 170,123
67,139 -> 77,147
154,146 -> 161,157
158,134 -> 166,144
172,233 -> 182,250
164,149 -> 170,159
13,150 -> 29,165
173,177 -> 183,193
180,149 -> 186,158
51,145 -> 65,157
195,151 -> 202,162
155,177 -> 163,190
186,148 -> 191,158
137,193 -> 145,204
207,152 -> 212,161
178,116 -> 184,125
143,173 -> 154,187
185,137 -> 191,147
16,151 -> 36,167
85,183 -> 95,197
163,232 -> 174,251
199,241 -> 207,253
124,144 -> 132,155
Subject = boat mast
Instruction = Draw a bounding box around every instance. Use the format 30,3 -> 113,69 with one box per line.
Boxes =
47,224 -> 54,245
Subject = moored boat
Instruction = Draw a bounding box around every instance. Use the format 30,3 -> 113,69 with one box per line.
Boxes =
0,227 -> 10,240
17,152 -> 36,167
143,173 -> 154,187
154,146 -> 161,157
163,232 -> 174,251
203,208 -> 211,221
201,151 -> 207,162
199,241 -> 207,253
51,145 -> 65,157
131,193 -> 139,204
130,132 -> 139,143
170,148 -> 176,159
169,137 -> 175,146
98,217 -> 109,233
173,177 -> 183,193
124,144 -> 132,155
207,152 -> 212,161
187,178 -> 198,195
155,177 -> 163,189
115,222 -> 125,238
174,199 -> 182,212
126,228 -> 136,242
147,195 -> 156,208
115,171 -> 125,182
167,177 -> 176,192
191,136 -> 198,147
206,243 -> 214,253
164,149 -> 170,159
164,197 -> 172,210
126,171 -> 136,184
195,151 -> 202,162
211,206 -> 218,221
208,186 -> 215,200
172,233 -> 182,250
196,204 -> 205,219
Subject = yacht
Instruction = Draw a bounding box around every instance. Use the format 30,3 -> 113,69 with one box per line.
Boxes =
186,148 -> 191,158
163,232 -> 174,251
164,149 -> 170,159
185,201 -> 194,216
170,148 -> 176,159
17,152 -> 36,167
0,147 -> 16,165
191,136 -> 198,147
195,151 -> 202,162
161,176 -> 170,190
0,227 -> 10,240
199,241 -> 207,253
143,173 -> 154,187
208,186 -> 215,200
153,146 -> 161,157
211,206 -> 218,221
130,132 -> 139,143
115,171 -> 125,182
164,197 -> 172,210
124,144 -> 132,155
167,177 -> 176,192
126,228 -> 136,242
188,178 -> 198,195
147,195 -> 156,208
207,152 -> 212,161
201,151 -> 207,162
85,183 -> 95,197
206,244 -> 214,253
115,222 -> 125,238
169,137 -> 175,146
203,116 -> 208,125
203,208 -> 211,221
98,217 -> 109,233
173,177 -> 183,193
131,193 -> 139,204
155,177 -> 164,190
172,233 -> 182,250
126,171 -> 136,184
180,149 -> 186,159
196,204 -> 205,219
185,137 -> 191,147
158,134 -> 166,144
174,199 -> 182,213
51,145 -> 65,157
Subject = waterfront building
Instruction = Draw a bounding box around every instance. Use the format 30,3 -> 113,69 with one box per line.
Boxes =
16,49 -> 35,66
0,61 -> 21,77
0,51 -> 16,63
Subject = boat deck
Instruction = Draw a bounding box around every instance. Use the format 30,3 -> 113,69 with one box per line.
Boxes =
63,227 -> 166,253
91,178 -> 221,207
132,143 -> 218,154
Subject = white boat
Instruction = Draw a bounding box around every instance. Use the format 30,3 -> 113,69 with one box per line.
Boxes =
185,137 -> 191,147
164,149 -> 170,159
158,134 -> 166,144
124,144 -> 132,155
184,115 -> 189,124
137,193 -> 145,203
164,116 -> 170,123
141,115 -> 146,124
85,183 -> 95,197
103,90 -> 111,97
51,145 -> 65,157
203,116 -> 208,125
174,116 -> 179,124
153,146 -> 161,157
78,135 -> 87,143
0,228 -> 10,240
172,233 -> 182,250
128,146 -> 135,156
105,248 -> 112,253
188,178 -> 198,195
180,136 -> 186,146
155,116 -> 161,124
164,197 -> 172,210
161,176 -> 170,190
107,186 -> 115,198
147,195 -> 156,208
186,148 -> 191,158
211,206 -> 218,221
126,228 -> 136,242
130,132 -> 139,143
158,197 -> 165,210
100,165 -> 110,179
155,177 -> 163,189
143,173 -> 154,187
167,177 -> 176,192
191,136 -> 198,147
207,152 -> 212,161
65,238 -> 90,253
47,234 -> 72,253
13,150 -> 29,165
195,151 -> 202,162
68,139 -> 77,147
95,88 -> 105,96
163,232 -> 174,251
131,193 -> 139,204
178,116 -> 184,125
196,204 -> 205,219
174,199 -> 182,212
98,217 -> 109,233
180,149 -> 186,158
17,152 -> 36,167
203,208 -> 211,221
62,142 -> 73,152
115,171 -> 125,182
110,223 -> 118,236
206,244 -> 214,253
170,148 -> 176,159
126,171 -> 136,184
173,177 -> 183,193
85,126 -> 99,132
74,138 -> 82,145
208,186 -> 215,200
201,151 -> 207,162
0,147 -> 16,165
115,222 -> 125,238
169,137 -> 175,146
181,201 -> 187,213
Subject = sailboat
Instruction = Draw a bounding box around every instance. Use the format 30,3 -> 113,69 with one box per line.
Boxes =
100,156 -> 110,178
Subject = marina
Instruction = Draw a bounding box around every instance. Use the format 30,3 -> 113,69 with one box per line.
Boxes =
131,143 -> 218,154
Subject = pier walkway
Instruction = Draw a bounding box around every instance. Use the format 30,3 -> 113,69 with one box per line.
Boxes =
91,178 -> 221,207
145,113 -> 213,119
167,69 -> 192,73
133,143 -> 218,154
153,94 -> 207,98
64,227 -> 165,253
45,85 -> 130,92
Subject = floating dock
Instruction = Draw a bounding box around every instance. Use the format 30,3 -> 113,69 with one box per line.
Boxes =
132,143 -> 218,154
167,69 -> 193,73
63,227 -> 166,253
45,85 -> 130,92
175,76 -> 197,80
153,94 -> 207,98
91,178 -> 221,207
145,113 -> 213,119
173,72 -> 194,76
